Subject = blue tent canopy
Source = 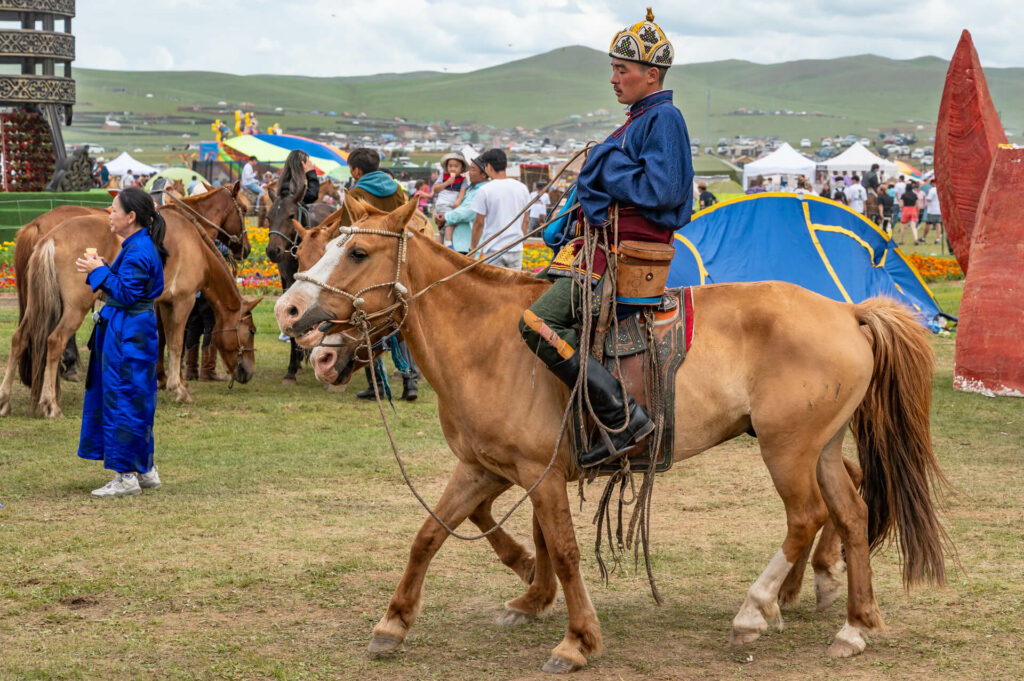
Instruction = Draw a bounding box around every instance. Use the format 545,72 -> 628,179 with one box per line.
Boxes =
669,193 -> 943,327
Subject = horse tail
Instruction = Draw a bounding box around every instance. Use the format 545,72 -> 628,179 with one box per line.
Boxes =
850,297 -> 952,587
22,240 -> 63,401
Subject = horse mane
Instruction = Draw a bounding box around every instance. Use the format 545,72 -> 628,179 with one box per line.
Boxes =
409,229 -> 545,289
163,201 -> 237,293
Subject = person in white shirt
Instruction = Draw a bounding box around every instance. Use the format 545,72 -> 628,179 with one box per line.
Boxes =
844,175 -> 867,214
921,184 -> 943,245
525,181 -> 552,233
893,175 -> 907,201
240,156 -> 260,196
470,148 -> 530,269
120,169 -> 134,189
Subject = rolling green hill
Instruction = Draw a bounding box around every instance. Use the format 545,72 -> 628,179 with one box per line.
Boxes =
64,46 -> 1024,162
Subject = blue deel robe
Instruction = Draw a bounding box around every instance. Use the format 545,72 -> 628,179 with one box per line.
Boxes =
577,89 -> 695,231
78,229 -> 165,474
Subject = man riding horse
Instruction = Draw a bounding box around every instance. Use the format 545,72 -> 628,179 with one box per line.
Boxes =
519,8 -> 693,468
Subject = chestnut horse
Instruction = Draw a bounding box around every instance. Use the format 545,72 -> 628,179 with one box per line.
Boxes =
274,198 -> 950,673
0,200 -> 260,418
9,187 -> 250,384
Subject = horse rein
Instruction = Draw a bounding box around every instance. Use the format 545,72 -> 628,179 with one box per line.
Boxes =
162,190 -> 248,249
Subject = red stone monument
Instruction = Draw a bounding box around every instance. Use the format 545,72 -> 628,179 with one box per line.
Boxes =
934,30 -> 1006,276
936,30 -> 1024,397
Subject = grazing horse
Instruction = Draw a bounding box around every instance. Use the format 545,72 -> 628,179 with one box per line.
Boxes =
0,200 -> 260,418
10,187 -> 250,383
274,198 -> 950,673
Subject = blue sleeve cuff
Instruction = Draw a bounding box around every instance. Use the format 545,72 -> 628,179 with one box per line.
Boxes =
86,265 -> 110,291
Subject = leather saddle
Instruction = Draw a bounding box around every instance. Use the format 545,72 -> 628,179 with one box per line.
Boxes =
574,287 -> 692,474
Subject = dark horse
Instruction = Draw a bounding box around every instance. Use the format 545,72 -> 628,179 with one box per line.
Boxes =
265,180 -> 334,385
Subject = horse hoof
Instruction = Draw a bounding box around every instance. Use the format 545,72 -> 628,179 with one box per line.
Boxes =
827,638 -> 864,658
281,377 -> 297,386
367,633 -> 404,657
497,608 -> 535,628
828,622 -> 866,658
0,401 -> 10,417
729,629 -> 762,645
541,655 -> 581,674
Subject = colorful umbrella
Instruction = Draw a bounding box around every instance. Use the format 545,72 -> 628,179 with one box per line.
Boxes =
219,134 -> 350,181
896,160 -> 922,180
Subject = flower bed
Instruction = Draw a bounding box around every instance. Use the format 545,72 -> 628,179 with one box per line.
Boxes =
906,252 -> 964,281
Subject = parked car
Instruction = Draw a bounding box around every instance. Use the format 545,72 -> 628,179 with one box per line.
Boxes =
821,138 -> 833,147
844,135 -> 857,145
899,145 -> 911,155
704,146 -> 714,155
911,148 -> 925,159
921,156 -> 933,166
859,138 -> 871,146
800,138 -> 811,148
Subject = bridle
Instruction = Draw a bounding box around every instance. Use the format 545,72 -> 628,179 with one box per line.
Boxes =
267,194 -> 309,257
292,225 -> 412,361
213,314 -> 257,388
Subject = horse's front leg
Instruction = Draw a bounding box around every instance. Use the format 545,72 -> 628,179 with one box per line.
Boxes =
469,487 -> 536,586
160,298 -> 195,403
369,462 -> 511,657
529,472 -> 602,674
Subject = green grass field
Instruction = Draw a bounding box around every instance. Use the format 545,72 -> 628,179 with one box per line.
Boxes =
64,48 -> 1024,166
0,281 -> 1021,679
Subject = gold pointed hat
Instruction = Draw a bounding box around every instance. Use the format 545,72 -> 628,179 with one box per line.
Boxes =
608,7 -> 674,67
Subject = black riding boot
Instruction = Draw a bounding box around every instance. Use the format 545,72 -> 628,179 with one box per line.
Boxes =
548,353 -> 655,468
356,366 -> 386,400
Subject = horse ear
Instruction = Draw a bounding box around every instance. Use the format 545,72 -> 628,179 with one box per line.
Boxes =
292,218 -> 310,240
242,295 -> 263,313
384,197 -> 421,233
231,181 -> 241,197
345,194 -> 369,222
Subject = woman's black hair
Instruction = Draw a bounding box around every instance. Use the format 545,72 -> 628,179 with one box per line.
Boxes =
117,187 -> 168,264
278,149 -> 309,199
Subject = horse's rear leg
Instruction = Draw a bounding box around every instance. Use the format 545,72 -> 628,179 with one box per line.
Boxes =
498,511 -> 557,627
39,309 -> 89,419
811,456 -> 864,612
469,489 -> 536,586
816,431 -> 884,658
369,462 -> 510,658
777,455 -> 863,609
731,441 -> 829,645
0,323 -> 28,416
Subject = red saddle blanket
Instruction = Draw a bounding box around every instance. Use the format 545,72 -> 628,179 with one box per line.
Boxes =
574,287 -> 693,474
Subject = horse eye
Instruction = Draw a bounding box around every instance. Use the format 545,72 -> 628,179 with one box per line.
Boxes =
349,249 -> 368,262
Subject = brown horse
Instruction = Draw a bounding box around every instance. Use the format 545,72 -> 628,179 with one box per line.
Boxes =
0,200 -> 260,418
274,198 -> 950,672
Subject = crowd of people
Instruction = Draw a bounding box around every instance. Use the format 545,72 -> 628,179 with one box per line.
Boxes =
821,165 -> 943,244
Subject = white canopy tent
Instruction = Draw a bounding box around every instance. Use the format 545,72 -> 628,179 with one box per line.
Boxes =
104,151 -> 158,176
822,142 -> 898,177
741,143 -> 816,189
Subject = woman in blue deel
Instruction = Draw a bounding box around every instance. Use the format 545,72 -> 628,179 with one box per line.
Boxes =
75,187 -> 166,498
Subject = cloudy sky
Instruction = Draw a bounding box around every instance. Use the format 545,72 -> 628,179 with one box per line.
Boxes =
74,1 -> 1023,76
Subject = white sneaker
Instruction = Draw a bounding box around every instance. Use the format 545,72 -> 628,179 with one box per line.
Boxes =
278,332 -> 290,342
91,473 -> 141,498
138,466 -> 161,490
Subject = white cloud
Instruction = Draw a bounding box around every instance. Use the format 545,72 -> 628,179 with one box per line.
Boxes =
71,1 -> 1024,75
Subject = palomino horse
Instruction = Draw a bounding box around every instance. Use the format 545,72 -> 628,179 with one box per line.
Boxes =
274,199 -> 950,673
0,201 -> 260,418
